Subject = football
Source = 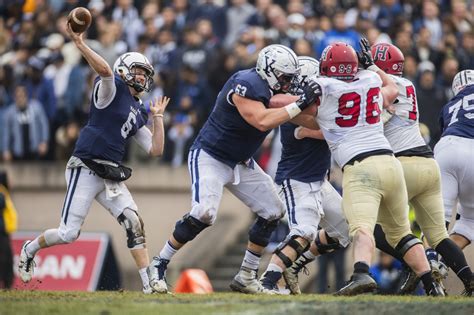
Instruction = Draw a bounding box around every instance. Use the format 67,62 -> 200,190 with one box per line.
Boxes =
67,7 -> 92,34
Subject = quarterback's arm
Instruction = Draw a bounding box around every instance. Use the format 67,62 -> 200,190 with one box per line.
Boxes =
66,22 -> 115,109
66,23 -> 113,78
148,96 -> 171,156
133,118 -> 166,157
233,94 -> 296,132
133,126 -> 153,154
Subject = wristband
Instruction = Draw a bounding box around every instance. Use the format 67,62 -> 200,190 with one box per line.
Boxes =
153,113 -> 164,118
367,65 -> 381,73
285,102 -> 302,119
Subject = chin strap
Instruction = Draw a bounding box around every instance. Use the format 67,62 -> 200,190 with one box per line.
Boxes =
132,82 -> 144,93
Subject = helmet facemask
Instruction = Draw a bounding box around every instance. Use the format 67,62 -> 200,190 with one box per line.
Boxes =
274,69 -> 300,93
121,63 -> 154,93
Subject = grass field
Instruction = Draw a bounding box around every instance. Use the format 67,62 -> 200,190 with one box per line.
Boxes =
1,291 -> 474,315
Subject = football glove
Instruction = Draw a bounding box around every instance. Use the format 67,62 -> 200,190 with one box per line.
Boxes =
296,80 -> 321,110
357,37 -> 375,69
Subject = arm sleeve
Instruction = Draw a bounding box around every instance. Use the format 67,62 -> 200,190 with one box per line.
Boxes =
132,126 -> 152,153
94,76 -> 117,109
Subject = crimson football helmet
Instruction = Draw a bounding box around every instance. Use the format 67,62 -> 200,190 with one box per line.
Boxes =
371,43 -> 404,76
319,42 -> 358,81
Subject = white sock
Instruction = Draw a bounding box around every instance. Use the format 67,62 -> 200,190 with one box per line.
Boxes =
158,241 -> 178,261
241,249 -> 261,270
303,250 -> 316,260
26,238 -> 41,257
139,268 -> 149,287
266,263 -> 283,273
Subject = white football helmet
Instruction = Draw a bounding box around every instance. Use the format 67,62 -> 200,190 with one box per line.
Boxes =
256,44 -> 300,93
113,52 -> 154,93
297,56 -> 319,86
452,69 -> 474,96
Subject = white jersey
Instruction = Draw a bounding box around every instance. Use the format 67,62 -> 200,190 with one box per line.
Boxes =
312,70 -> 392,167
383,75 -> 426,153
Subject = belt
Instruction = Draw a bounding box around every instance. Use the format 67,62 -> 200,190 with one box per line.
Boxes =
344,149 -> 393,168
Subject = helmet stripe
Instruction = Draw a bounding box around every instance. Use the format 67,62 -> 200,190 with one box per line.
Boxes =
279,45 -> 298,70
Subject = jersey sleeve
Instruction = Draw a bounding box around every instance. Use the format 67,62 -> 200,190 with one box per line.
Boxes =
133,126 -> 152,153
232,76 -> 272,106
92,75 -> 118,109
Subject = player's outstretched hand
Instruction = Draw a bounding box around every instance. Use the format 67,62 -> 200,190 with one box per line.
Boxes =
296,80 -> 322,110
357,37 -> 374,69
65,22 -> 85,45
150,96 -> 170,116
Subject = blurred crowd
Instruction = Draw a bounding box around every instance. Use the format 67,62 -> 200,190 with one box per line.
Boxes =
0,0 -> 473,166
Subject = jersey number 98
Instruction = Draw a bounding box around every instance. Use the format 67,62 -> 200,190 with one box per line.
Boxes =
335,87 -> 381,127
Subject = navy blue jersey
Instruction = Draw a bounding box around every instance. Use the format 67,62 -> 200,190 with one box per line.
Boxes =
191,68 -> 273,168
440,85 -> 474,139
275,123 -> 331,185
74,75 -> 147,163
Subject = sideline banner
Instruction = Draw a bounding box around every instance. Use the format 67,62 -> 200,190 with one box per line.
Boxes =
12,232 -> 117,291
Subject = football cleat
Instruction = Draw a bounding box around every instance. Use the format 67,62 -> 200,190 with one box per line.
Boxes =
397,267 -> 420,295
430,259 -> 448,295
335,273 -> 377,296
430,258 -> 448,280
230,266 -> 275,294
147,257 -> 169,293
260,270 -> 284,294
427,281 -> 446,297
282,254 -> 313,295
142,284 -> 154,294
18,240 -> 36,283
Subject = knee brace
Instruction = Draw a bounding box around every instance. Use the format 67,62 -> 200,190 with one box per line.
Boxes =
59,229 -> 81,244
117,208 -> 146,249
48,228 -> 72,245
315,230 -> 344,254
395,234 -> 423,257
274,235 -> 310,268
173,213 -> 210,244
248,216 -> 279,247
